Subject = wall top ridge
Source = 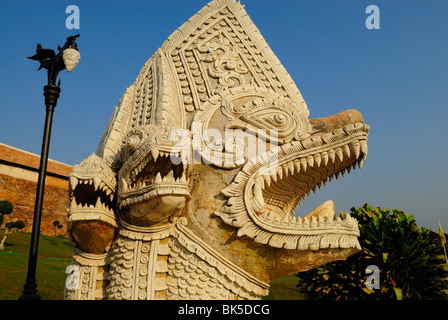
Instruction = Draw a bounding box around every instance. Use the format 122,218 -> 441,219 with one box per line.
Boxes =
0,142 -> 72,177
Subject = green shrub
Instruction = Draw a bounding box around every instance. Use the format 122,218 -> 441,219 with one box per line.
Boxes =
5,220 -> 25,230
0,200 -> 13,215
0,201 -> 26,251
296,204 -> 448,300
0,200 -> 14,227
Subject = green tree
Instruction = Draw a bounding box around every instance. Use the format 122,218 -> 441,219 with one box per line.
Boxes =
296,204 -> 448,300
0,200 -> 13,227
0,200 -> 26,250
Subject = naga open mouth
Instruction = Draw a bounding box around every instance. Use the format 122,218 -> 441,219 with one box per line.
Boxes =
254,125 -> 368,221
68,153 -> 117,228
70,176 -> 115,210
216,122 -> 369,250
118,147 -> 190,208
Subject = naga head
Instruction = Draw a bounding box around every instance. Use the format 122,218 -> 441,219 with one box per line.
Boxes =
68,0 -> 370,286
68,153 -> 117,254
117,125 -> 191,226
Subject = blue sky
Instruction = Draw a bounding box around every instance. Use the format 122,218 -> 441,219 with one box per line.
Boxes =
0,0 -> 447,231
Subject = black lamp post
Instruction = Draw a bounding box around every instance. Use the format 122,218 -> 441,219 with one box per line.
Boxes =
19,35 -> 80,300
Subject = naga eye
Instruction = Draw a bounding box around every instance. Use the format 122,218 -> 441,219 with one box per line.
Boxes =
121,134 -> 142,160
273,113 -> 286,124
127,135 -> 141,149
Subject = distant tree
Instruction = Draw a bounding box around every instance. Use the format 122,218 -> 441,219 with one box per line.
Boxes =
0,200 -> 13,227
0,200 -> 26,250
53,220 -> 63,238
0,220 -> 25,251
296,204 -> 448,300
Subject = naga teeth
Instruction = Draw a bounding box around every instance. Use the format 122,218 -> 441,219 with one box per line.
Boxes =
123,169 -> 189,191
318,215 -> 325,226
310,216 -> 318,228
151,149 -> 159,162
328,149 -> 336,163
69,177 -> 78,190
93,177 -> 101,190
306,155 -> 314,167
277,167 -> 283,180
281,212 -> 291,224
343,214 -> 353,227
321,152 -> 329,166
263,174 -> 271,187
70,175 -> 115,203
70,198 -> 77,208
293,160 -> 301,173
351,141 -> 360,159
266,139 -> 365,182
360,140 -> 368,155
334,216 -> 342,225
255,133 -> 367,196
287,162 -> 295,176
303,217 -> 310,227
343,144 -> 351,158
95,197 -> 102,208
314,154 -> 321,167
256,209 -> 355,229
336,148 -> 343,162
300,158 -> 307,172
347,165 -> 352,174
358,158 -> 365,169
289,215 -> 297,226
163,170 -> 174,183
68,196 -> 113,214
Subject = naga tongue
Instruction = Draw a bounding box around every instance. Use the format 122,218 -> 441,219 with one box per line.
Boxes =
303,200 -> 335,221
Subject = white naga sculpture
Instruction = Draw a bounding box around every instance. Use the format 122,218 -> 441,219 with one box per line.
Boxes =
64,0 -> 369,300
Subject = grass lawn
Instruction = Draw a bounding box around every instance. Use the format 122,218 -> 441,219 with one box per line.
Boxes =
0,229 -> 304,300
0,229 -> 73,300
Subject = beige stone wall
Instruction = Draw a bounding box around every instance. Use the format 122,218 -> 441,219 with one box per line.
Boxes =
0,143 -> 71,237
